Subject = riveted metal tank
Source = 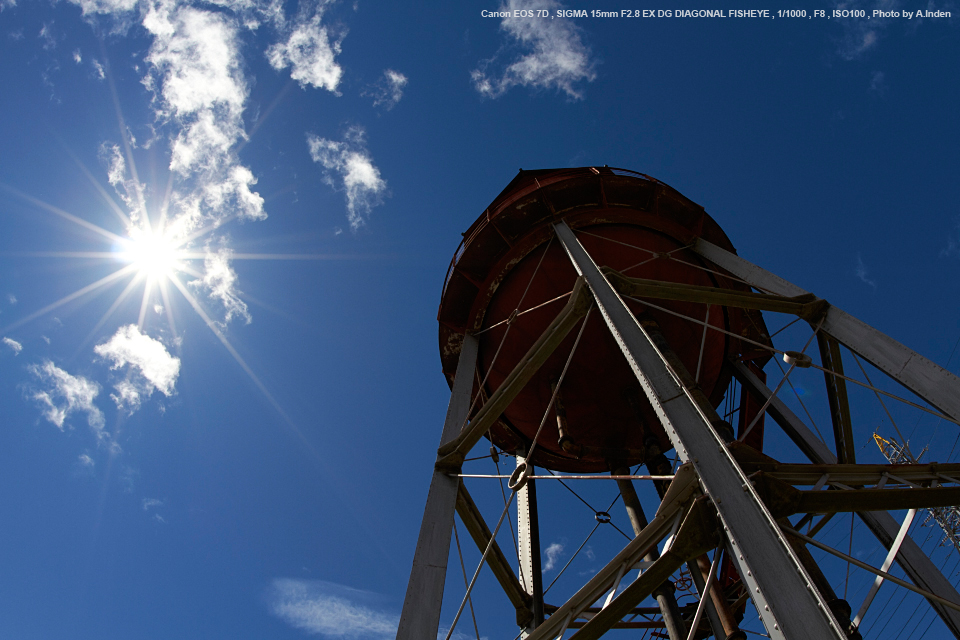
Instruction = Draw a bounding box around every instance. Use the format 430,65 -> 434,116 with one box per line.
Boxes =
438,167 -> 771,473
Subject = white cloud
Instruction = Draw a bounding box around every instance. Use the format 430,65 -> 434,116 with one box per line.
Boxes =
27,360 -> 105,434
307,127 -> 386,230
269,579 -> 397,639
95,325 -> 180,412
38,23 -> 56,50
3,337 -> 23,355
544,541 -> 564,571
141,0 -> 267,240
142,497 -> 164,510
869,70 -> 887,94
266,6 -> 343,92
78,453 -> 95,467
832,0 -> 899,60
67,0 -> 137,16
472,0 -> 596,99
7,294 -> 16,305
363,69 -> 407,110
92,59 -> 105,80
73,49 -> 82,64
855,253 -> 877,289
191,248 -> 251,324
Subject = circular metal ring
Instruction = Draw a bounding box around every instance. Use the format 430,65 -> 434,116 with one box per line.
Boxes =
508,462 -> 530,492
595,511 -> 611,524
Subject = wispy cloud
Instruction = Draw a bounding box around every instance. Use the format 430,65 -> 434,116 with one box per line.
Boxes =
855,253 -> 877,289
307,127 -> 387,230
94,325 -> 180,412
78,453 -> 95,467
544,541 -> 564,571
26,360 -> 105,435
832,0 -> 898,60
266,3 -> 344,92
363,69 -> 407,110
2,336 -> 22,355
190,248 -> 250,324
472,0 -> 596,99
268,579 -> 397,639
142,497 -> 164,510
7,294 -> 16,305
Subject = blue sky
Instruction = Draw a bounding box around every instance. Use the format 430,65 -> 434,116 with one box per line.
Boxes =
0,1 -> 958,638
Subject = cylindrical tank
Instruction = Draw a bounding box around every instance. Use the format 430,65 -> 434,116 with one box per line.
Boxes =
438,167 -> 771,472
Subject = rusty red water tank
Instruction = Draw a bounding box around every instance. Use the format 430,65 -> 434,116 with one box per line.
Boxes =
438,167 -> 770,473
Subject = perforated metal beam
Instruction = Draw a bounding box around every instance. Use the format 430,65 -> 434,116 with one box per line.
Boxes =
555,221 -> 845,640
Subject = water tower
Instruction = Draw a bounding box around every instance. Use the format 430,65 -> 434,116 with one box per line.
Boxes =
397,167 -> 960,640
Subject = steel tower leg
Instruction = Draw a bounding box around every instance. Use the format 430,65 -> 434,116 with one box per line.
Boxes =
612,466 -> 686,640
397,335 -> 478,640
517,449 -> 545,635
554,221 -> 846,640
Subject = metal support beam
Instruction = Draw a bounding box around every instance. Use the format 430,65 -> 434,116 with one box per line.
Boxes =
397,336 -> 479,640
817,334 -> 856,464
613,467 -> 686,640
523,464 -> 701,640
555,220 -> 845,640
570,498 -> 721,640
694,237 -> 960,423
454,481 -> 533,627
436,278 -> 592,469
731,358 -> 960,637
603,268 -> 827,320
516,449 -> 545,634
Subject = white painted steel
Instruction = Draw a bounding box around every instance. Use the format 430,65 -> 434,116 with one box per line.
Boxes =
555,222 -> 843,640
396,336 -> 478,640
853,509 -> 917,627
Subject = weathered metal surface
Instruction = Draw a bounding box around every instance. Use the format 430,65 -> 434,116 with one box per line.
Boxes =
435,278 -> 592,469
516,450 -> 544,632
438,168 -> 773,473
613,467 -> 686,640
397,336 -> 478,640
694,237 -> 960,423
555,220 -> 844,639
817,334 -> 856,464
570,498 -> 720,640
454,481 -> 532,626
522,464 -> 700,640
730,358 -> 960,637
604,268 -> 826,319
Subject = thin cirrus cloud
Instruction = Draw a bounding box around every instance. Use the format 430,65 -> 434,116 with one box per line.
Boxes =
363,69 -> 408,110
269,579 -> 398,639
268,579 -> 483,640
472,0 -> 596,99
307,127 -> 387,230
2,336 -> 23,355
855,253 -> 877,289
190,248 -> 251,325
543,541 -> 564,571
94,324 -> 180,413
26,360 -> 106,436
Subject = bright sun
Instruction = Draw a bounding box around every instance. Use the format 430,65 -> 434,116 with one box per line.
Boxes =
120,227 -> 182,281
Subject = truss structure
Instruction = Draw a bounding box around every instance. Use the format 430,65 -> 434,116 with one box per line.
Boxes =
397,220 -> 960,640
875,433 -> 960,556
